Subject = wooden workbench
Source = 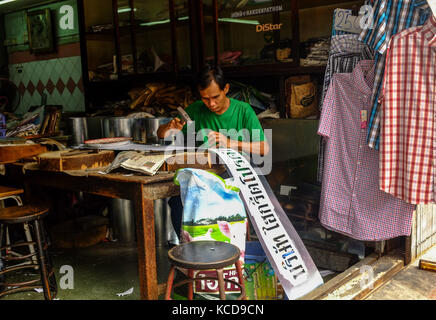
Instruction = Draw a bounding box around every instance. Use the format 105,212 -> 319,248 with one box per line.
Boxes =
4,162 -> 180,300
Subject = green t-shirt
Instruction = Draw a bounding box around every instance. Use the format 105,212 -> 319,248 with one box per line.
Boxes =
181,98 -> 265,147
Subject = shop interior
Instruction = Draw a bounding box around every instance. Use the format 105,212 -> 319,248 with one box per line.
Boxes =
0,0 -> 434,300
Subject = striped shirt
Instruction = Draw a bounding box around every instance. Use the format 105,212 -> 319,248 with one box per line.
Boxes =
380,16 -> 436,204
318,60 -> 415,240
359,0 -> 430,149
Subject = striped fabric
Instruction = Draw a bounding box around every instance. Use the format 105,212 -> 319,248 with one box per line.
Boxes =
380,16 -> 436,204
359,0 -> 431,149
321,35 -> 375,106
317,35 -> 374,182
318,60 -> 415,241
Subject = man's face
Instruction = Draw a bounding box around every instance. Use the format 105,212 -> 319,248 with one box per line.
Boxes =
198,80 -> 229,114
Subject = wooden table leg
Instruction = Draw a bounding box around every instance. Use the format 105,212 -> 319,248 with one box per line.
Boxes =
134,184 -> 158,300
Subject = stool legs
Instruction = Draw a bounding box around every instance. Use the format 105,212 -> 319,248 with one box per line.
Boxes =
164,265 -> 176,300
235,260 -> 246,299
216,269 -> 226,300
165,264 -> 246,300
33,219 -> 56,300
187,269 -> 194,300
0,195 -> 36,267
0,219 -> 57,300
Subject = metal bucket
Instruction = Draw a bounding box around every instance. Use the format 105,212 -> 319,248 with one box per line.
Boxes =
102,117 -> 134,138
131,118 -> 147,143
110,198 -> 175,246
69,117 -> 88,145
110,199 -> 136,244
131,118 -> 171,144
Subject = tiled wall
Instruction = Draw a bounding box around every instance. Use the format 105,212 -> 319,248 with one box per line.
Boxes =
8,54 -> 84,115
4,0 -> 85,115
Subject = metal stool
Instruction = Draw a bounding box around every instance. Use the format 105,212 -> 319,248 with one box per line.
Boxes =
0,204 -> 57,300
165,240 -> 245,300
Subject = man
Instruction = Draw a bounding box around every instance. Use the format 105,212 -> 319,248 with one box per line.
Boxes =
157,65 -> 270,241
157,65 -> 269,156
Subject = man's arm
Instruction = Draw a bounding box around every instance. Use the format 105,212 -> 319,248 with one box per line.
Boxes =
207,131 -> 270,156
229,139 -> 270,156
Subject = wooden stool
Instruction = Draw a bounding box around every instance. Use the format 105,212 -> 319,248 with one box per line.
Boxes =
0,186 -> 37,266
0,205 -> 57,300
165,240 -> 245,300
0,186 -> 23,206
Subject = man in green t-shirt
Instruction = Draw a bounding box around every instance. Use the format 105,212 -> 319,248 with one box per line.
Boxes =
157,65 -> 269,156
157,65 -> 270,241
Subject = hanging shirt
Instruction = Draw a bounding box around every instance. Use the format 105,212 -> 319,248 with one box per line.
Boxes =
317,35 -> 374,183
380,16 -> 436,204
359,0 -> 431,149
318,60 -> 415,241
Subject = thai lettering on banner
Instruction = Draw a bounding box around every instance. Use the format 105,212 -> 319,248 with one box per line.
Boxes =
223,149 -> 308,285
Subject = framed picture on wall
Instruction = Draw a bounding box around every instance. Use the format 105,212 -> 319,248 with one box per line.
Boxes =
26,9 -> 54,54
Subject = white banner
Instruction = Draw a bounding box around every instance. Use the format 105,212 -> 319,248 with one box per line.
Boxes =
210,149 -> 323,300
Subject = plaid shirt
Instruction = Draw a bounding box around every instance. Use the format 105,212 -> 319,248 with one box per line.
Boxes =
359,0 -> 430,149
318,60 -> 415,240
317,35 -> 374,182
380,16 -> 436,204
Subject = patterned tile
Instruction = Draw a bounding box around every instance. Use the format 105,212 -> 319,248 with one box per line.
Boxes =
36,80 -> 45,95
45,79 -> 55,95
17,82 -> 26,96
56,78 -> 65,94
66,77 -> 76,94
77,77 -> 83,92
9,50 -> 85,113
27,80 -> 35,96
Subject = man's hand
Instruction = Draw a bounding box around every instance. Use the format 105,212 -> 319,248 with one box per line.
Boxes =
207,131 -> 229,148
167,118 -> 185,131
157,117 -> 185,139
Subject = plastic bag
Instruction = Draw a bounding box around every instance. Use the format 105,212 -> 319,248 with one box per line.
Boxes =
174,168 -> 247,295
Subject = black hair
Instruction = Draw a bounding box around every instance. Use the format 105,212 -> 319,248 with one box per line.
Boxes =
196,64 -> 227,91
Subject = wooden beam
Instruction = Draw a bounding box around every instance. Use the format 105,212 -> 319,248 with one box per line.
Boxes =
134,184 -> 158,300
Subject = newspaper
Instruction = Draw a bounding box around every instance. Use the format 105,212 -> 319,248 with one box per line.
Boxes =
104,151 -> 173,175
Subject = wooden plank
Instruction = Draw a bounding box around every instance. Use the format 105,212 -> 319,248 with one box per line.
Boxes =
410,209 -> 417,263
300,253 -> 379,300
352,256 -> 404,300
0,144 -> 47,163
37,150 -> 114,171
22,169 -> 138,200
320,253 -> 404,300
142,182 -> 180,200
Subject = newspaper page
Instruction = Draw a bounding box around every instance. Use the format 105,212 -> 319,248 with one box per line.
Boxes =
105,151 -> 173,175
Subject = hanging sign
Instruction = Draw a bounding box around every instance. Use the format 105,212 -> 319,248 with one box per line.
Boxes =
210,148 -> 324,300
231,5 -> 283,18
333,8 -> 363,34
